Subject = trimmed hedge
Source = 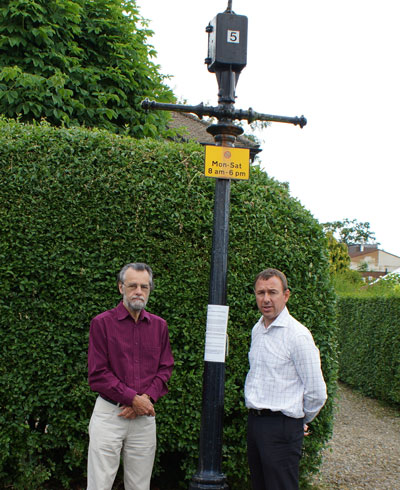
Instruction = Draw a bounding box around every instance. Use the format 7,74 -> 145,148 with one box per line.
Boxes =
337,296 -> 400,405
0,118 -> 337,489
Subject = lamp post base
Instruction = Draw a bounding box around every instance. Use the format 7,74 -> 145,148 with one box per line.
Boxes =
189,473 -> 229,490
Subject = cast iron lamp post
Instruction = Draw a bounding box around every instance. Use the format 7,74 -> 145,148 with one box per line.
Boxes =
142,2 -> 306,489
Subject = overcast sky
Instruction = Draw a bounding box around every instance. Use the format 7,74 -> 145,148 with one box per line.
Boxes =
136,0 -> 400,257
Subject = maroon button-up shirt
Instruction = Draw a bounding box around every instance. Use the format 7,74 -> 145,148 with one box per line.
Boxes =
88,301 -> 174,406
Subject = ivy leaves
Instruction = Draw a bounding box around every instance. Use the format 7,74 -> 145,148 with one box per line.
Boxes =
0,0 -> 174,137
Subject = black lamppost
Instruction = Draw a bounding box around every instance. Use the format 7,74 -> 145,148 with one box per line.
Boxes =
142,2 -> 306,489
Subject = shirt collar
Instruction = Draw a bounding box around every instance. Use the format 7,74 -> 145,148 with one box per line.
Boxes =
258,306 -> 290,331
116,301 -> 150,322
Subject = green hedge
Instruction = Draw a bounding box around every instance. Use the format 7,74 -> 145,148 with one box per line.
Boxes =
0,118 -> 337,489
337,296 -> 400,405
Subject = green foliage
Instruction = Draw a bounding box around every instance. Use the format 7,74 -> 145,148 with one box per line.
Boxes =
323,218 -> 378,245
331,269 -> 365,295
0,0 -> 174,137
337,297 -> 400,405
0,118 -> 337,489
325,231 -> 350,274
368,272 -> 400,296
357,261 -> 369,272
333,270 -> 400,298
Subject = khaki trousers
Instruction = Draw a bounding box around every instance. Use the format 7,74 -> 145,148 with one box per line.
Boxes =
87,396 -> 156,490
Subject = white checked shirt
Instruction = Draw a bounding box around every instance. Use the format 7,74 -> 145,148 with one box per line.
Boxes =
244,307 -> 327,423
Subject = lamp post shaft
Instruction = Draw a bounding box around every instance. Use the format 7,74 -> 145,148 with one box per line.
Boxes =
189,122 -> 243,490
140,7 -> 307,489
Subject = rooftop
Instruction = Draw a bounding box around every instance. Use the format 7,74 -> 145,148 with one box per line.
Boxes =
168,112 -> 261,161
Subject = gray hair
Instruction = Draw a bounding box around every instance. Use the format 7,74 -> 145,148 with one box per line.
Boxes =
254,268 -> 288,291
117,263 -> 154,290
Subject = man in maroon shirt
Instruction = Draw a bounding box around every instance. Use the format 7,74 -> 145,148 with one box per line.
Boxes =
87,262 -> 174,490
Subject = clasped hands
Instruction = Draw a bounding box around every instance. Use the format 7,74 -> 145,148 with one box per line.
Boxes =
118,394 -> 155,419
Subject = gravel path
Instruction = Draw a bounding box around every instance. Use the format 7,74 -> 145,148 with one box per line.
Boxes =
312,382 -> 400,489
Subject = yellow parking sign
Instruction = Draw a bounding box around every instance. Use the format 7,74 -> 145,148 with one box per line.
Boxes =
205,146 -> 250,180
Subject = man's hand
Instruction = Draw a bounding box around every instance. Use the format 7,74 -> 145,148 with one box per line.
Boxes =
118,406 -> 137,419
132,394 -> 155,417
304,424 -> 310,436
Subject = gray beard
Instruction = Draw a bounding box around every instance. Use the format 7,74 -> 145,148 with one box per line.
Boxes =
126,297 -> 147,311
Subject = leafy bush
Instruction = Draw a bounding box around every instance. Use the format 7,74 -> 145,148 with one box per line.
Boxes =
0,118 -> 337,489
331,269 -> 365,295
325,231 -> 350,274
337,296 -> 400,405
368,272 -> 400,296
333,269 -> 400,298
0,0 -> 174,137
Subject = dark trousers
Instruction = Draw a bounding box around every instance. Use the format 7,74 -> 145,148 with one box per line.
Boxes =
247,411 -> 304,490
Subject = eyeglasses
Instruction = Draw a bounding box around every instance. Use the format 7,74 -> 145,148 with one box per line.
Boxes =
122,282 -> 150,291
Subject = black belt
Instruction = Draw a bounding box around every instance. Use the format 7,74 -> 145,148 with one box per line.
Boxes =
100,394 -> 122,407
249,408 -> 283,417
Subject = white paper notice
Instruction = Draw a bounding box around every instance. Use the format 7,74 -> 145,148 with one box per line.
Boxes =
204,304 -> 229,362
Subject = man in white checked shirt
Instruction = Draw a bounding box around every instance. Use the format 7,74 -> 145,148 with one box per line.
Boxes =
245,268 -> 327,490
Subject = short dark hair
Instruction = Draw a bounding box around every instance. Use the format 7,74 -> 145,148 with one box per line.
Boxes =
254,268 -> 288,291
117,263 -> 154,290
